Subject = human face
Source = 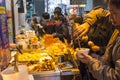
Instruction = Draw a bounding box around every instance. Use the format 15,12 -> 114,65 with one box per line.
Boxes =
54,20 -> 59,26
108,3 -> 120,26
69,20 -> 75,27
54,13 -> 59,17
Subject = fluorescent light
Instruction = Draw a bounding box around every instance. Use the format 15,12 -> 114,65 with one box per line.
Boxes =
79,4 -> 86,7
70,4 -> 86,7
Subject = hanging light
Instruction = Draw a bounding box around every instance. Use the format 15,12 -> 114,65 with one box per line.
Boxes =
79,4 -> 86,7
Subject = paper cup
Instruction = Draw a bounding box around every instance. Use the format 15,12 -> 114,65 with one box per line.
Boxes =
77,48 -> 90,58
1,65 -> 29,80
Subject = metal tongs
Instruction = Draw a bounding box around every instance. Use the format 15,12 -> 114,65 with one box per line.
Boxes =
16,47 -> 23,54
77,39 -> 81,48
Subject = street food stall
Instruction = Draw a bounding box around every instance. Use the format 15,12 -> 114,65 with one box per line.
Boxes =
0,0 -> 81,80
12,31 -> 80,80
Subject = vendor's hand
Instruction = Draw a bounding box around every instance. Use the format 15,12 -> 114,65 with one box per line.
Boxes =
91,45 -> 100,52
77,52 -> 93,64
37,24 -> 43,28
73,23 -> 90,39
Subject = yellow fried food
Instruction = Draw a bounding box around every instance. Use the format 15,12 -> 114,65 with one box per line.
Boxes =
81,35 -> 88,42
18,52 -> 42,61
30,36 -> 38,44
91,45 -> 100,52
27,59 -> 55,72
88,41 -> 95,47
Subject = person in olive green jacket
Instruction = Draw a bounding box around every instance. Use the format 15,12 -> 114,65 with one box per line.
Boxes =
77,0 -> 120,80
74,6 -> 115,57
74,6 -> 115,80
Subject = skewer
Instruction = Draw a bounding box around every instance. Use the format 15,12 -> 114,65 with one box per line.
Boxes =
16,47 -> 23,54
77,38 -> 81,48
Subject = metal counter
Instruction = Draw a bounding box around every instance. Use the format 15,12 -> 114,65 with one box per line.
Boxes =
32,70 -> 60,80
31,68 -> 79,80
60,68 -> 79,80
60,68 -> 79,76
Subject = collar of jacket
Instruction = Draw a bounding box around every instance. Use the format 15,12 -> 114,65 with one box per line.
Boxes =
56,21 -> 62,27
114,26 -> 120,30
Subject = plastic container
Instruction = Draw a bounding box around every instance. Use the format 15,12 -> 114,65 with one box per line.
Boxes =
77,48 -> 90,58
1,65 -> 29,80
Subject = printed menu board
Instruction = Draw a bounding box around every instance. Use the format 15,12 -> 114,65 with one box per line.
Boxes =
0,0 -> 10,70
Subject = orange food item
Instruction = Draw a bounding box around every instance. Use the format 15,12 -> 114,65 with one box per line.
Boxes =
43,34 -> 62,46
88,41 -> 95,47
81,35 -> 88,42
91,45 -> 100,52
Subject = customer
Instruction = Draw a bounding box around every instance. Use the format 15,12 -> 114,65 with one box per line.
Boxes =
72,6 -> 114,80
53,16 -> 70,43
88,6 -> 115,56
74,6 -> 114,57
71,15 -> 88,49
52,7 -> 64,18
68,13 -> 76,42
68,13 -> 76,27
74,6 -> 115,80
72,15 -> 91,80
40,12 -> 55,34
77,0 -> 120,80
30,14 -> 39,29
52,7 -> 68,25
31,18 -> 45,38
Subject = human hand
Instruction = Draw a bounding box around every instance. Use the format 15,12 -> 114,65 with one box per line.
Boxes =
52,33 -> 56,37
73,23 -> 90,39
37,24 -> 43,28
76,52 -> 93,64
